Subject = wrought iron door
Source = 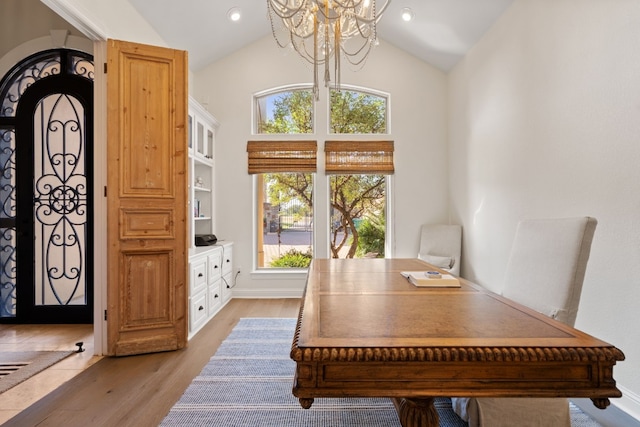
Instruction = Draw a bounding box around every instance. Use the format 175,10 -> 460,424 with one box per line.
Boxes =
0,50 -> 93,323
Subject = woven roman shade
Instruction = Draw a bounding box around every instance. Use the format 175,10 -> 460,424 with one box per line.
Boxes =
247,141 -> 317,174
324,141 -> 394,174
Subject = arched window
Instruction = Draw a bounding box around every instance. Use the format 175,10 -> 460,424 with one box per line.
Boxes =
254,86 -> 315,134
250,86 -> 391,270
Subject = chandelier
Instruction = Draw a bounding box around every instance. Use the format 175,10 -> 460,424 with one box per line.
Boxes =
267,0 -> 390,100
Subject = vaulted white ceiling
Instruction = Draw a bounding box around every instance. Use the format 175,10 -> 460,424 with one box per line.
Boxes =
129,0 -> 515,72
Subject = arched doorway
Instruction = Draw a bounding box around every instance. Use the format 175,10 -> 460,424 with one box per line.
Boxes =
0,49 -> 94,323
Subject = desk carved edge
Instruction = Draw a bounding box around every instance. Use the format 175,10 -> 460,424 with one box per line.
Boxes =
290,345 -> 624,363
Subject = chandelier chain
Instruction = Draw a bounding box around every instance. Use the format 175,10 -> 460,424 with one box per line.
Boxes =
267,0 -> 390,100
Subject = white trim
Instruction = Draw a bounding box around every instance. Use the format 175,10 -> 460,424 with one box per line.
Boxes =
611,385 -> 640,424
252,83 -> 315,135
189,95 -> 220,128
253,83 -> 315,100
40,0 -> 108,41
92,41 -> 108,356
386,174 -> 396,257
572,389 -> 640,426
232,288 -> 303,299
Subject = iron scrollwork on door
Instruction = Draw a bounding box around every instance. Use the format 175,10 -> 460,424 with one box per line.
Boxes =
0,49 -> 93,319
34,93 -> 86,306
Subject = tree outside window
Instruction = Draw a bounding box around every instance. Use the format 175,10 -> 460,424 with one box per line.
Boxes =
253,87 -> 389,268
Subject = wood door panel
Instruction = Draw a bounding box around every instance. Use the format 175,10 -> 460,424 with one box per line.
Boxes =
120,208 -> 174,239
121,55 -> 173,196
120,250 -> 173,327
107,39 -> 188,356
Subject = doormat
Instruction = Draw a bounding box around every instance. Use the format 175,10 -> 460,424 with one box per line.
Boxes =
0,350 -> 75,394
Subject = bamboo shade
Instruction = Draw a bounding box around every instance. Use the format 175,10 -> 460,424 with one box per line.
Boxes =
247,141 -> 317,174
325,141 -> 394,174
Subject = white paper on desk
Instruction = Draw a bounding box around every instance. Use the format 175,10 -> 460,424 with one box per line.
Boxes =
400,271 -> 461,288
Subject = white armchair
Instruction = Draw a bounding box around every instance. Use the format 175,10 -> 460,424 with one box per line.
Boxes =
417,224 -> 462,276
452,216 -> 598,427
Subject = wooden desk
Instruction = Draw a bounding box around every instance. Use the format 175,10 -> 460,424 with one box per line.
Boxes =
291,259 -> 625,427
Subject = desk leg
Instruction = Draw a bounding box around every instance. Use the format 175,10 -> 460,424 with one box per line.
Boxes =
299,398 -> 314,409
392,397 -> 439,427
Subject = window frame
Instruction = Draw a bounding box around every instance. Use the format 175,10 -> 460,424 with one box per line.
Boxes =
251,85 -> 393,275
327,86 -> 390,135
253,84 -> 316,135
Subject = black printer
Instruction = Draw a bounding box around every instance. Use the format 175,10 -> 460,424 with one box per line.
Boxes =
195,234 -> 217,246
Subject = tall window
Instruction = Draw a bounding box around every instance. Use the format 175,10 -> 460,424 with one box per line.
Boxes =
328,89 -> 390,259
251,86 -> 390,269
253,88 -> 315,269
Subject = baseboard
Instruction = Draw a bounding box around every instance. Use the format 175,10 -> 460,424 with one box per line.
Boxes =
572,385 -> 640,427
231,287 -> 303,299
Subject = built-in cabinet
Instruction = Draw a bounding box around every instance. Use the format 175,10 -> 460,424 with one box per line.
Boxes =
188,241 -> 233,337
187,97 -> 232,338
188,97 -> 217,241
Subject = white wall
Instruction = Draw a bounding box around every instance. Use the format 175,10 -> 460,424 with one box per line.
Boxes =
42,0 -> 166,46
448,0 -> 640,421
36,1 -> 639,421
192,35 -> 449,296
0,0 -> 85,58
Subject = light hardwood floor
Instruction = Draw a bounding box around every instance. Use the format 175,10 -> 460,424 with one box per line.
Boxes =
0,322 -> 98,424
0,298 -> 301,427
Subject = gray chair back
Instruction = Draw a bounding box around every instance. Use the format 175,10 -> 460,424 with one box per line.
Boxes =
501,217 -> 597,326
417,224 -> 462,276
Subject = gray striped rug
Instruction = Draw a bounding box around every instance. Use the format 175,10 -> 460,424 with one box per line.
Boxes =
161,318 -> 601,426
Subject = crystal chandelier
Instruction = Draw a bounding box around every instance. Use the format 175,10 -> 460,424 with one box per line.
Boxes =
267,0 -> 390,100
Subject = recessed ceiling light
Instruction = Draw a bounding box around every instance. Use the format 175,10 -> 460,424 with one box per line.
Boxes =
401,7 -> 414,22
227,7 -> 241,22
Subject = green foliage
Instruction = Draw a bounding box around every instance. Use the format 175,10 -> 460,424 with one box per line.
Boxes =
270,249 -> 313,268
330,90 -> 386,134
265,173 -> 313,209
330,174 -> 386,258
356,215 -> 386,258
258,88 -> 388,261
259,90 -> 313,134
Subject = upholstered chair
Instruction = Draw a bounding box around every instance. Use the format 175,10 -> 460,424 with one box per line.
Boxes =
417,224 -> 462,276
452,216 -> 598,427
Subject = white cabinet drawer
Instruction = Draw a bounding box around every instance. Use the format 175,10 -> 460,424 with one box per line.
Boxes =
188,242 -> 233,339
189,291 -> 208,332
190,258 -> 207,295
221,245 -> 233,276
208,248 -> 223,282
221,272 -> 232,304
208,278 -> 222,316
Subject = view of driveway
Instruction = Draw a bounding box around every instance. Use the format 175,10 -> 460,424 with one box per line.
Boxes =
262,230 -> 350,264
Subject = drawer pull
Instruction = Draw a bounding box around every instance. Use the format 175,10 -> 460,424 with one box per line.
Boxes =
198,273 -> 203,277
198,305 -> 204,311
214,294 -> 219,298
214,265 -> 219,269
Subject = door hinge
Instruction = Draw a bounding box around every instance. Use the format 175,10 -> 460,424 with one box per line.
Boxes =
104,62 -> 107,73
104,309 -> 107,321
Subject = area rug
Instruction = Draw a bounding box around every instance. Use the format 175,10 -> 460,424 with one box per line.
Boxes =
161,318 -> 602,426
0,350 -> 75,394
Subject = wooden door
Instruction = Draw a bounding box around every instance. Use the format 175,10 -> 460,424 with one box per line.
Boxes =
106,39 -> 188,355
